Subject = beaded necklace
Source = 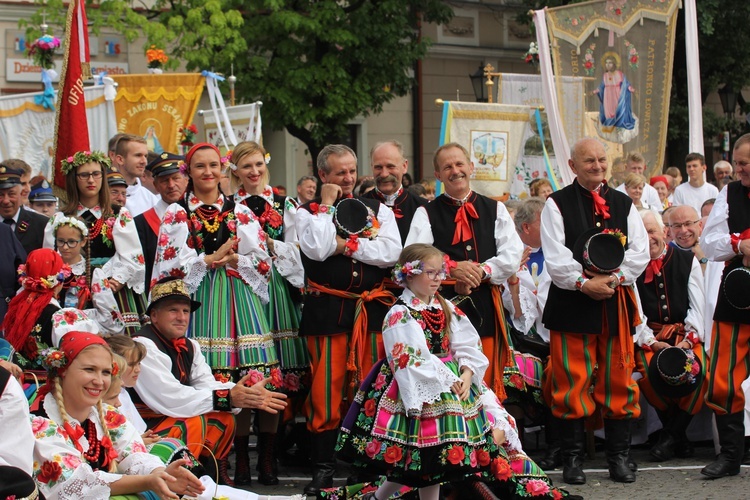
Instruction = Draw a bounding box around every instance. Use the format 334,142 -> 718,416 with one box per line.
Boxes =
81,419 -> 103,463
194,205 -> 223,233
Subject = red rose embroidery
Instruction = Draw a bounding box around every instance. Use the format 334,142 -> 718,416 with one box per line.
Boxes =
214,372 -> 230,383
446,445 -> 465,465
236,211 -> 251,225
24,335 -> 38,360
308,202 -> 319,214
270,367 -> 283,387
63,310 -> 78,324
37,460 -> 63,484
397,353 -> 410,369
257,261 -> 270,275
365,439 -> 381,459
509,374 -> 524,390
163,246 -> 177,261
104,410 -> 126,429
169,268 -> 186,278
476,448 -> 491,467
363,399 -> 376,417
492,457 -> 512,480
137,254 -> 145,264
390,342 -> 404,358
284,372 -> 300,392
175,211 -> 188,223
383,445 -> 403,464
215,390 -> 229,398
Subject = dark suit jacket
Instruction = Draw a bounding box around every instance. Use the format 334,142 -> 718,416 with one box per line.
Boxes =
0,223 -> 26,322
15,206 -> 49,255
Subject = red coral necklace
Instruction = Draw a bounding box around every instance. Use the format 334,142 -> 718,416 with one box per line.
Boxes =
421,307 -> 446,333
81,419 -> 102,463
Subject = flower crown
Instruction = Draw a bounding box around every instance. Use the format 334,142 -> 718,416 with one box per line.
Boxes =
18,263 -> 72,290
52,214 -> 89,237
61,150 -> 111,175
392,260 -> 424,285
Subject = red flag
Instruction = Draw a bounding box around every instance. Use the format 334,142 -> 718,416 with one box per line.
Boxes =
52,0 -> 92,190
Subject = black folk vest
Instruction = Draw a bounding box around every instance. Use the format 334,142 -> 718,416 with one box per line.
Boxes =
636,245 -> 692,324
714,181 -> 750,324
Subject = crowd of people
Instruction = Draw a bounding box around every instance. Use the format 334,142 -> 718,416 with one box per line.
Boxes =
0,132 -> 748,500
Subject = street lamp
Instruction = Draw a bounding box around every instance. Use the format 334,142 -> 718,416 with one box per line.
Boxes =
718,85 -> 738,161
470,63 -> 488,102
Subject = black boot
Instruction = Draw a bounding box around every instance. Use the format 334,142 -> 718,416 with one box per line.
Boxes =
649,408 -> 674,461
671,410 -> 695,458
559,418 -> 586,485
604,419 -> 636,483
701,412 -> 745,479
257,432 -> 279,485
538,414 -> 562,470
232,435 -> 252,486
303,430 -> 338,495
217,458 -> 235,486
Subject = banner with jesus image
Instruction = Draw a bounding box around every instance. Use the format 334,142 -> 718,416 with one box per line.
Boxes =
545,0 -> 680,177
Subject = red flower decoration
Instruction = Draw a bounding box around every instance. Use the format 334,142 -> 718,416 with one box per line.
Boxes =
476,448 -> 491,467
397,353 -> 410,369
363,398 -> 376,417
163,247 -> 177,261
492,457 -> 512,481
236,211 -> 251,225
365,439 -> 381,459
308,202 -> 319,214
383,445 -> 403,464
446,445 -> 465,465
169,268 -> 186,278
175,211 -> 188,223
104,410 -> 126,429
215,389 -> 229,398
257,260 -> 270,275
24,335 -> 39,360
214,372 -> 230,383
63,310 -> 78,324
37,460 -> 63,484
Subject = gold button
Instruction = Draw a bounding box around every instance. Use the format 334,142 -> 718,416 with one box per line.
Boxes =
466,245 -> 472,251
352,271 -> 359,277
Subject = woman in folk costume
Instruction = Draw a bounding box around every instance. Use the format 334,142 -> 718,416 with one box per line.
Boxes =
151,142 -> 280,485
43,151 -> 146,335
228,141 -> 309,485
49,213 -> 125,334
30,331 -> 204,500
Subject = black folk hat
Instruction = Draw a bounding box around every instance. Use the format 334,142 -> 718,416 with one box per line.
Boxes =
334,197 -> 373,240
147,276 -> 201,315
648,346 -> 704,399
573,227 -> 626,274
0,465 -> 45,500
723,266 -> 750,310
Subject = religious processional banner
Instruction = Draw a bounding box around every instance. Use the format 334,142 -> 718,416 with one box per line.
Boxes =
112,73 -> 205,153
546,0 -> 680,177
0,85 -> 116,179
496,73 -> 587,198
439,101 -> 530,198
198,102 -> 263,153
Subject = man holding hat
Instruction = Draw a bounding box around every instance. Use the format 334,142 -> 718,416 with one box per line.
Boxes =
540,137 -> 648,485
134,152 -> 187,290
633,209 -> 707,462
0,161 -> 48,254
130,277 -> 288,485
27,177 -> 57,217
296,144 -> 400,495
699,132 -> 750,478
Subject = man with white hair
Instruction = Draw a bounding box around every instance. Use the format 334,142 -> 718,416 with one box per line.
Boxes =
713,160 -> 733,187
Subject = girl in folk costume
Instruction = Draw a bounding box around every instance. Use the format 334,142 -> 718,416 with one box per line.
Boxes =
30,332 -> 204,500
1,249 -> 71,392
336,243 -> 517,500
229,141 -> 309,485
44,151 -> 146,335
49,213 -> 124,334
151,143 -> 281,485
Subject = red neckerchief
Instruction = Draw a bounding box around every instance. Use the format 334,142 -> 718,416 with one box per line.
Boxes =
172,337 -> 188,353
452,201 -> 478,244
590,187 -> 611,220
372,187 -> 404,218
644,246 -> 667,284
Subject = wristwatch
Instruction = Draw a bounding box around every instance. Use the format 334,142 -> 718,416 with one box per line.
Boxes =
699,257 -> 708,264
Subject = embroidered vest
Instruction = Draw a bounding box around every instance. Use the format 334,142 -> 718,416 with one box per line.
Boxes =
636,246 -> 692,324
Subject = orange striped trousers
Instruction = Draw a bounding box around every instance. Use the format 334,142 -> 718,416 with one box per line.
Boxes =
705,321 -> 750,415
634,345 -> 708,414
151,412 -> 236,460
304,332 -> 383,433
546,330 -> 640,420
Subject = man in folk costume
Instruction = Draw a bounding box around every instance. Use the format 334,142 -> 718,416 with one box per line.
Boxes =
699,132 -> 750,479
633,209 -> 707,462
134,153 -> 186,291
129,277 -> 288,485
362,140 -> 427,244
405,142 -> 524,402
296,144 -> 401,495
540,137 -> 648,485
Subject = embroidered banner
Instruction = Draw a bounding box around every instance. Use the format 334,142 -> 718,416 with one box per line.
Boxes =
0,86 -> 116,180
111,73 -> 205,153
198,101 -> 263,152
545,0 -> 680,177
438,101 -> 530,198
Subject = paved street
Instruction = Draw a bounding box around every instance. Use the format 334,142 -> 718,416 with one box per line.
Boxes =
233,440 -> 750,499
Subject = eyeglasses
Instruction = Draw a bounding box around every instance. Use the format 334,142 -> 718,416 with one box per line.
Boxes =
56,239 -> 82,248
76,171 -> 103,180
667,220 -> 699,230
423,269 -> 447,281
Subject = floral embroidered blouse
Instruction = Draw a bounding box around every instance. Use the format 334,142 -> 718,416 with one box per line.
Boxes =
234,185 -> 304,288
382,288 -> 489,415
152,192 -> 272,303
58,259 -> 125,336
43,205 -> 147,295
31,393 -> 163,500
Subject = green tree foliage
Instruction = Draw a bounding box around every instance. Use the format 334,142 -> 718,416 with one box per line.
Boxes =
24,0 -> 453,176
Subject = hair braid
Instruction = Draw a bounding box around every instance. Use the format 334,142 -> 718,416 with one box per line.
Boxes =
96,400 -> 117,472
435,293 -> 454,339
53,376 -> 71,429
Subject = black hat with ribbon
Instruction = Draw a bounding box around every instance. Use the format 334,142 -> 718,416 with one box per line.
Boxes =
0,465 -> 45,500
147,276 -> 201,315
723,266 -> 750,310
648,346 -> 704,399
572,227 -> 626,274
334,197 -> 377,240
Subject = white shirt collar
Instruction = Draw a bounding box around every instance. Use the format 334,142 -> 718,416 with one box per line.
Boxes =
400,288 -> 441,311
